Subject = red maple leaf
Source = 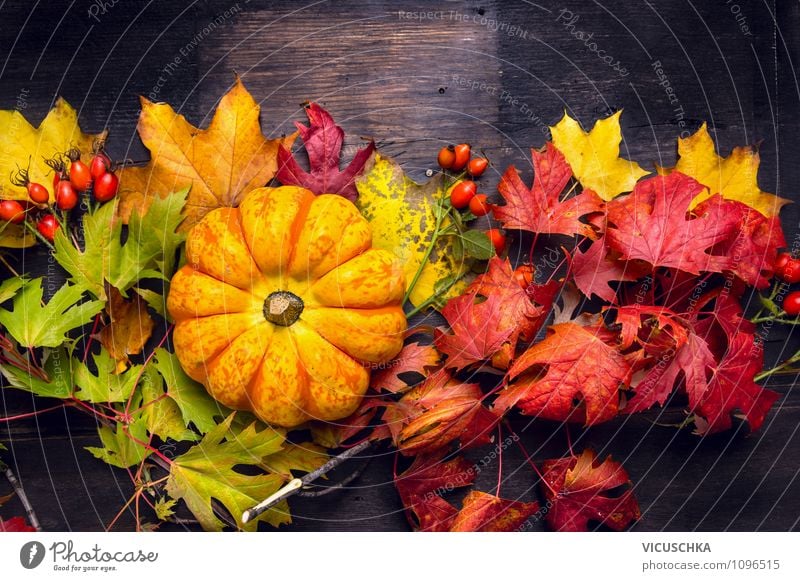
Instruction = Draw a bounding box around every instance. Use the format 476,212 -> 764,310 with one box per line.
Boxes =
467,257 -> 554,347
572,237 -> 644,302
697,198 -> 786,290
449,490 -> 539,532
370,340 -> 441,394
395,452 -> 476,531
0,516 -> 36,532
494,143 -> 602,238
394,370 -> 498,455
695,331 -> 779,434
540,449 -> 640,531
606,172 -> 741,274
276,102 -> 375,200
494,322 -> 632,425
435,293 -> 514,370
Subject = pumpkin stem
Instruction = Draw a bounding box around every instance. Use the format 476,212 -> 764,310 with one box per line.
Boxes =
264,291 -> 304,326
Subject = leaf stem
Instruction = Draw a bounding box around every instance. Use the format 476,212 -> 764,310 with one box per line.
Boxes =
0,403 -> 66,423
402,196 -> 449,307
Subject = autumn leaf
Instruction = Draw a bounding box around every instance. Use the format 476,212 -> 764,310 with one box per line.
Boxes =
0,98 -> 106,203
310,398 -> 386,449
606,173 -> 741,274
152,348 -> 224,435
571,237 -> 644,302
494,143 -> 602,238
694,331 -> 779,435
465,257 -> 556,365
393,370 -> 498,455
0,516 -> 36,532
0,347 -> 74,399
277,102 -> 375,200
98,287 -> 155,372
261,442 -> 328,479
540,449 -> 640,531
54,190 -> 187,300
165,414 -> 289,531
370,340 -> 441,393
0,278 -> 104,348
74,348 -> 142,403
118,77 -> 295,230
663,122 -> 789,217
495,322 -> 632,425
137,366 -> 197,442
356,153 -> 472,307
697,198 -> 786,290
395,451 -> 475,531
550,111 -> 648,201
86,418 -> 151,469
450,490 -> 539,532
435,293 -> 513,370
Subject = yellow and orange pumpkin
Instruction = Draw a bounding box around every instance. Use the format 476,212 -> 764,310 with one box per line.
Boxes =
167,186 -> 406,427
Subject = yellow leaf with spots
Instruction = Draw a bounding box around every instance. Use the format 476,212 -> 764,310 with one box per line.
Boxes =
661,123 -> 789,217
355,154 -> 472,308
550,110 -> 648,201
118,77 -> 296,230
0,98 -> 105,247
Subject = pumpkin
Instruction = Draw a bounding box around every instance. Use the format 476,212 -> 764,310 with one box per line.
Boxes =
167,186 -> 407,427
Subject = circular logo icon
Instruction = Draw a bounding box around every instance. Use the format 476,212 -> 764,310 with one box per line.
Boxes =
19,541 -> 45,569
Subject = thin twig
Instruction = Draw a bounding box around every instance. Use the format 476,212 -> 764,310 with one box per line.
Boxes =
3,465 -> 41,531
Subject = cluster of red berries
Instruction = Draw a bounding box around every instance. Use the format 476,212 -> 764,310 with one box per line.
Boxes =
774,253 -> 800,316
0,146 -> 119,243
437,143 -> 505,254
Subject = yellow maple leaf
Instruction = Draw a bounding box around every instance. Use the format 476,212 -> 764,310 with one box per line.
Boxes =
662,122 -> 789,217
118,77 -> 296,230
355,154 -> 472,308
98,287 -> 155,373
550,110 -> 649,201
0,98 -> 105,247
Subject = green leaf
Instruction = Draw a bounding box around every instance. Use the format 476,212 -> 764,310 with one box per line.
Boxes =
154,497 -> 177,521
86,418 -> 151,469
153,348 -> 223,434
0,347 -> 74,399
165,414 -> 289,531
53,190 -> 187,300
0,277 -> 25,304
355,154 -> 473,307
262,442 -> 328,479
134,287 -> 169,321
74,348 -> 142,403
0,278 -> 103,348
460,230 -> 495,260
138,366 -> 197,442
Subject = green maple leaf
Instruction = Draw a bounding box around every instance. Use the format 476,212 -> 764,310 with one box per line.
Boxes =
165,414 -> 289,531
74,348 -> 142,403
0,279 -> 103,348
0,347 -> 74,399
154,497 -> 177,521
0,277 -> 25,304
54,190 -> 187,300
138,366 -> 197,442
86,418 -> 151,469
153,348 -> 223,434
262,442 -> 328,479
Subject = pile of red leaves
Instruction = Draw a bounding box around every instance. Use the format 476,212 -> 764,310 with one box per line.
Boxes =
316,137 -> 784,533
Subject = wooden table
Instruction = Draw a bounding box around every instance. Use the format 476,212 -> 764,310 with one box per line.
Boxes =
1,0 -> 799,531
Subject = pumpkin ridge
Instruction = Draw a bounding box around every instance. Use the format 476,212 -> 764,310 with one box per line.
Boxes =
281,189 -> 316,282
